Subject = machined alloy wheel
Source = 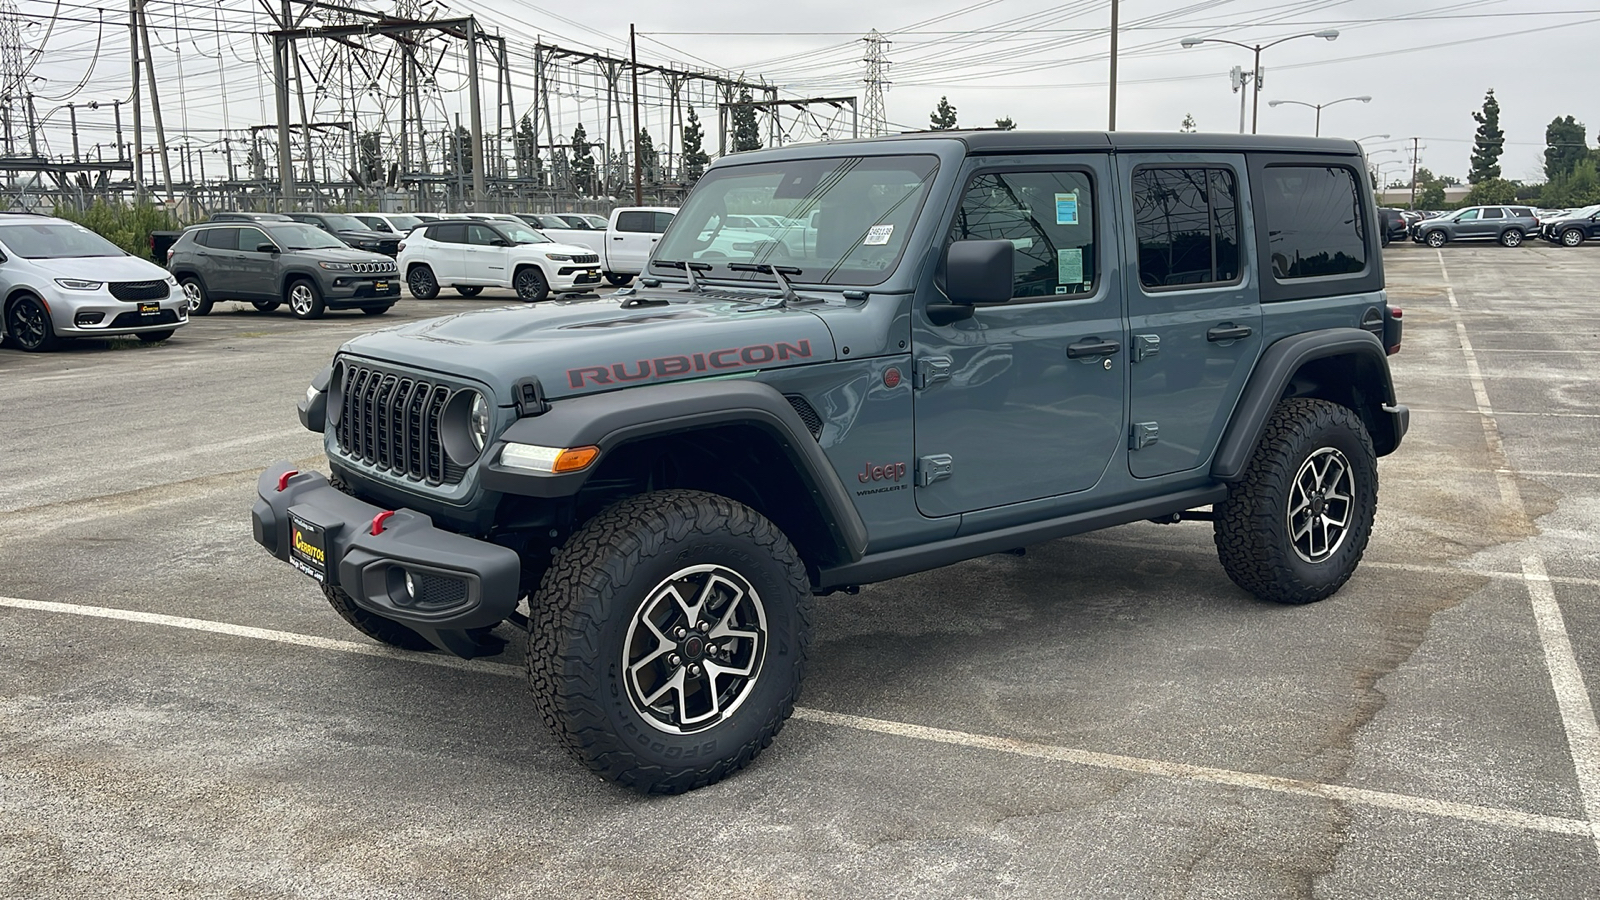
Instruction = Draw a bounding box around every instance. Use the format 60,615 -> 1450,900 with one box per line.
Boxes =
5,296 -> 58,352
1425,230 -> 1447,248
622,564 -> 769,734
408,264 -> 439,299
286,279 -> 325,319
1562,228 -> 1585,247
1500,229 -> 1523,247
1285,447 -> 1355,564
181,277 -> 213,316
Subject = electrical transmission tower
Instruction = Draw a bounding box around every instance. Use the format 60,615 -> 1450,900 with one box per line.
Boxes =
861,30 -> 890,138
0,0 -> 37,157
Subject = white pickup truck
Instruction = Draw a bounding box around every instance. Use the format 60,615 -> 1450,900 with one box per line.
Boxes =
530,207 -> 675,287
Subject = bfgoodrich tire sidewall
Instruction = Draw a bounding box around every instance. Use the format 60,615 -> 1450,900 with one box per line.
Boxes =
1271,416 -> 1378,592
593,533 -> 804,773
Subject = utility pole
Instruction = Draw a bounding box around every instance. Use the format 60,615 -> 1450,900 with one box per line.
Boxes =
127,0 -> 143,201
1409,136 -> 1420,210
465,16 -> 485,205
630,24 -> 642,205
136,1 -> 173,200
275,0 -> 293,210
68,102 -> 80,162
112,100 -> 123,161
1250,45 -> 1263,134
1107,0 -> 1119,131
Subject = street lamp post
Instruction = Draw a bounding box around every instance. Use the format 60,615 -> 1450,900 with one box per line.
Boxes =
1180,30 -> 1340,134
1355,133 -> 1391,144
1267,96 -> 1371,136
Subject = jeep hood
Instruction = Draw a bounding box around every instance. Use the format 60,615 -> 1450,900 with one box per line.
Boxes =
339,293 -> 837,402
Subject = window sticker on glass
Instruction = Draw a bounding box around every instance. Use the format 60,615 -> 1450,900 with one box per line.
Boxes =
863,224 -> 895,246
1010,237 -> 1034,250
1057,247 -> 1083,284
1055,192 -> 1079,226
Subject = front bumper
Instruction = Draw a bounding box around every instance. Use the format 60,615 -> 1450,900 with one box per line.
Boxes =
550,265 -> 603,293
252,461 -> 521,656
325,276 -> 402,304
49,290 -> 189,336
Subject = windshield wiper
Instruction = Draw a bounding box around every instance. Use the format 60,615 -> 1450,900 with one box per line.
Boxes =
655,259 -> 713,294
727,263 -> 818,307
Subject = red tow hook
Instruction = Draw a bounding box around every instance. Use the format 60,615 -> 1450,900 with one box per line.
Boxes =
370,510 -> 396,535
276,470 -> 299,492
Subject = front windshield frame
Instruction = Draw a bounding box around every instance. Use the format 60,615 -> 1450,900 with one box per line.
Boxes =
0,221 -> 127,259
270,223 -> 349,250
651,153 -> 941,288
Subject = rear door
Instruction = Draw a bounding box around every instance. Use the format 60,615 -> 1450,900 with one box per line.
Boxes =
1119,155 -> 1263,478
199,227 -> 242,298
426,223 -> 467,282
911,156 -> 1125,517
609,210 -> 671,274
1478,207 -> 1506,239
233,226 -> 279,300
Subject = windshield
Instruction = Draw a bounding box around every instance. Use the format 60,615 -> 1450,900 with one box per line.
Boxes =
499,222 -> 550,244
0,221 -> 125,259
272,223 -> 348,250
388,214 -> 422,230
322,214 -> 371,232
653,154 -> 939,286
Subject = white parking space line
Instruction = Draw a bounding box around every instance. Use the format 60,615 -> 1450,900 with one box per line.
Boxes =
1407,409 -> 1600,420
0,593 -> 1591,841
1438,248 -> 1600,855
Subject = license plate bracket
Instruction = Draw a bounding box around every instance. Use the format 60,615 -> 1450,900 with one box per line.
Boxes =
287,513 -> 332,582
138,302 -> 160,316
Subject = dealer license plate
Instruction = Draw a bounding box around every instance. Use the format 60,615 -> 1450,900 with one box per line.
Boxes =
138,302 -> 160,316
374,281 -> 390,292
288,514 -> 328,582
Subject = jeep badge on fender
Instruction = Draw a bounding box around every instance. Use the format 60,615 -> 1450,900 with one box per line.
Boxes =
253,130 -> 1407,794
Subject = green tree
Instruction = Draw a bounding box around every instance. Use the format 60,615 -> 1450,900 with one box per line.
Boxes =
357,131 -> 383,184
1544,116 -> 1590,181
995,116 -> 1017,131
930,96 -> 958,130
1180,113 -> 1197,133
731,89 -> 763,152
1464,177 -> 1518,205
681,105 -> 711,183
1409,167 -> 1448,209
443,125 -> 473,175
1542,158 -> 1600,207
1468,89 -> 1504,183
636,128 -> 659,185
514,112 -> 541,183
570,124 -> 596,195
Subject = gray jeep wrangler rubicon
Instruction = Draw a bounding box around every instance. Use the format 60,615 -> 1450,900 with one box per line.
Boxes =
253,131 -> 1407,793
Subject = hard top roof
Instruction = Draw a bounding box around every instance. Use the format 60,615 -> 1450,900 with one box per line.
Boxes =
743,129 -> 1361,158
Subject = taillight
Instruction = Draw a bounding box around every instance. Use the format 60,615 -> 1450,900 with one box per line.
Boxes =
397,242 -> 406,253
1384,305 -> 1403,356
166,247 -> 175,262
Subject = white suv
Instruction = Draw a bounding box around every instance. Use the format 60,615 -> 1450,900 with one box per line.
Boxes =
0,213 -> 187,352
397,218 -> 602,301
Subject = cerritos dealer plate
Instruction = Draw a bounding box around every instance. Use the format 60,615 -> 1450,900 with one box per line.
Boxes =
288,514 -> 328,582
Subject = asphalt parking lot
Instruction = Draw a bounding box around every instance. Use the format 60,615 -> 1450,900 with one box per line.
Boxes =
3,247 -> 1600,898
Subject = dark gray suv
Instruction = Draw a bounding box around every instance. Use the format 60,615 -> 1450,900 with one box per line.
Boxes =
1410,205 -> 1538,247
168,221 -> 400,319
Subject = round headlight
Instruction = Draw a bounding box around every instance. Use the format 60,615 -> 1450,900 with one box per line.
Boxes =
470,393 -> 489,451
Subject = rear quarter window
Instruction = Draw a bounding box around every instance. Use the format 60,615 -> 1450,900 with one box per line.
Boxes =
1259,165 -> 1367,281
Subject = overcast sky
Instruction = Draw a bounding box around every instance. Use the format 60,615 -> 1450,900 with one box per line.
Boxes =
16,0 -> 1599,182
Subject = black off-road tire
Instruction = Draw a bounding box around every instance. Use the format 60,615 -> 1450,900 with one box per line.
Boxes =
528,490 -> 812,794
604,272 -> 633,287
455,285 -> 483,298
1213,398 -> 1378,605
408,264 -> 440,299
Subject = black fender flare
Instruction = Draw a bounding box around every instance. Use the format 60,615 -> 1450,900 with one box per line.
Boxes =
277,267 -> 323,297
1211,328 -> 1407,482
480,379 -> 869,563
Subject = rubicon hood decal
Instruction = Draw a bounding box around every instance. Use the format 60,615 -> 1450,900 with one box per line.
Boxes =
568,339 -> 816,388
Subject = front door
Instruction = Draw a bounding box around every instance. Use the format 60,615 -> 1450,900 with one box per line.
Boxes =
1119,155 -> 1263,479
460,223 -> 509,286
912,157 -> 1126,518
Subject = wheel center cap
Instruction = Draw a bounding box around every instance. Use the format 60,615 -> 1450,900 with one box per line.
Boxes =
1310,493 -> 1327,516
682,635 -> 706,662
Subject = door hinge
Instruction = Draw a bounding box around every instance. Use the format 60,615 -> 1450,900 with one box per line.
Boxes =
1132,333 -> 1161,363
917,454 -> 954,487
1130,422 -> 1159,450
914,356 -> 952,390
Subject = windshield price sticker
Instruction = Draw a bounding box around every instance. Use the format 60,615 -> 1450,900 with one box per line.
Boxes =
863,224 -> 895,246
1055,192 -> 1079,226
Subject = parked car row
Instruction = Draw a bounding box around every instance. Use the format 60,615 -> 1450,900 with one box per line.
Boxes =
1538,204 -> 1600,246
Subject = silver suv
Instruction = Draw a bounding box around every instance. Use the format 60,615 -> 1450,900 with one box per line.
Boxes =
167,221 -> 400,319
0,213 -> 187,352
1410,205 -> 1538,248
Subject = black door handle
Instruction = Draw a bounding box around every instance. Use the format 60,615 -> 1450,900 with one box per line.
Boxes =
1066,337 -> 1122,359
1207,324 -> 1253,343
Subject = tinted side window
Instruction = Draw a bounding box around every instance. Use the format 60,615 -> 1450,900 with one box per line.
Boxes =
652,212 -> 675,233
949,169 -> 1096,299
467,224 -> 500,245
204,228 -> 238,249
1260,166 -> 1366,280
1132,167 -> 1240,289
430,223 -> 466,243
236,227 -> 270,251
1482,208 -> 1505,220
615,211 -> 653,233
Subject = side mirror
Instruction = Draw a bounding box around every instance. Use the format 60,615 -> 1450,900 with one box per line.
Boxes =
928,240 -> 1014,325
257,243 -> 279,254
491,238 -> 510,247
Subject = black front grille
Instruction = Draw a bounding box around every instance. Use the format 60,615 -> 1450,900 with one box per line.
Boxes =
335,364 -> 464,485
351,261 -> 395,275
109,280 -> 170,301
411,572 -> 468,609
785,394 -> 823,439
571,253 -> 600,265
108,309 -> 179,328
